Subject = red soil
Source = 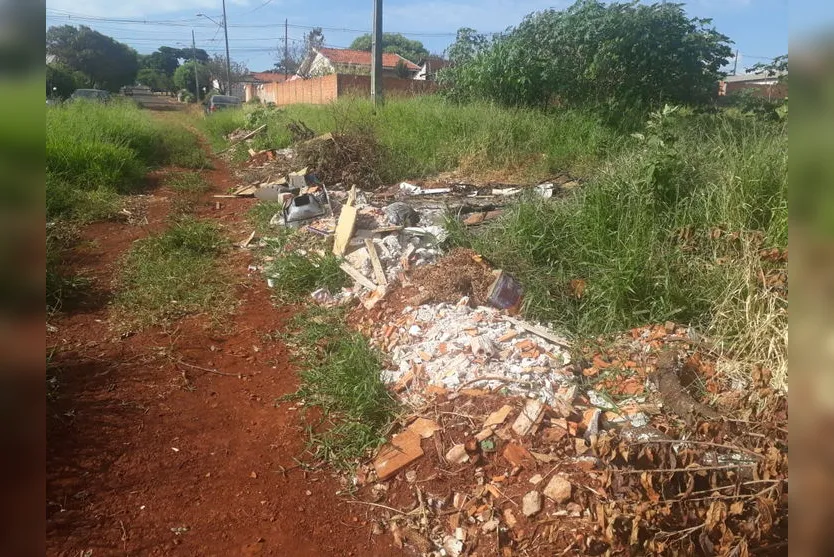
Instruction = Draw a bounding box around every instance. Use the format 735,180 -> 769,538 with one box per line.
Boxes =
46,143 -> 402,556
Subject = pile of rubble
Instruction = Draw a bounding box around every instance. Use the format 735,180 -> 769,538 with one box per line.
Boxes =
349,349 -> 788,557
372,300 -> 573,405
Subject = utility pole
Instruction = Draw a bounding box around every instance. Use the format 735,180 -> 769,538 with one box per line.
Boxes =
192,29 -> 200,102
284,18 -> 289,80
732,50 -> 739,76
222,0 -> 232,95
370,0 -> 383,106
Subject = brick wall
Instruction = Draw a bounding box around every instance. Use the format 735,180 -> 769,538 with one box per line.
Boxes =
253,74 -> 438,106
256,74 -> 339,106
337,74 -> 439,98
719,80 -> 788,100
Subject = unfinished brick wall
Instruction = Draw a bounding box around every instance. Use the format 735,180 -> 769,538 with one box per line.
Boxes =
337,74 -> 439,98
257,74 -> 339,106
255,74 -> 438,106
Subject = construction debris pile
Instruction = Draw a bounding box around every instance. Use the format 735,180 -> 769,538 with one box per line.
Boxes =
351,347 -> 787,556
373,301 -> 573,404
231,124 -> 788,556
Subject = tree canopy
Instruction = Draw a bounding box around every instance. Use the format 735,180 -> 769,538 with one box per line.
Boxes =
46,25 -> 140,91
173,61 -> 211,98
440,0 -> 732,116
349,32 -> 428,64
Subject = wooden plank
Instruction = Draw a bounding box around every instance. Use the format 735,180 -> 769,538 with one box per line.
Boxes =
232,184 -> 258,196
216,124 -> 267,154
212,195 -> 239,198
364,238 -> 388,286
332,205 -> 357,256
339,262 -> 378,291
239,230 -> 256,249
504,316 -> 571,348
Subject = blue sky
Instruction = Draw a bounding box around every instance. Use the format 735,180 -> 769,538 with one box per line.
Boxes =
46,0 -> 790,73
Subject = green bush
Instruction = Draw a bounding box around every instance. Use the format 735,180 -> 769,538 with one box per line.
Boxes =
441,0 -> 732,121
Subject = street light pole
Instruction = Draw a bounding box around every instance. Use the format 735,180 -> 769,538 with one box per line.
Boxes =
192,29 -> 200,101
221,0 -> 232,96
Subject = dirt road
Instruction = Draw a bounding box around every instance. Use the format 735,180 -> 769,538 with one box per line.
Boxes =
46,133 -> 401,556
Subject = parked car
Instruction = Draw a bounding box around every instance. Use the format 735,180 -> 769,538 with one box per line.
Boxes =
70,89 -> 111,103
205,94 -> 241,114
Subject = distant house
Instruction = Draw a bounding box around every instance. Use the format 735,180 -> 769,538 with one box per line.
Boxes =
415,56 -> 452,81
718,72 -> 787,100
297,47 -> 421,79
241,71 -> 296,102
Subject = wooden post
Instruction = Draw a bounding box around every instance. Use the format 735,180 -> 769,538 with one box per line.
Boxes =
371,0 -> 383,107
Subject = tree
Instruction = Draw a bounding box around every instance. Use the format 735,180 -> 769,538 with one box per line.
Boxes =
444,28 -> 490,65
349,32 -> 428,64
173,61 -> 211,99
47,63 -> 86,98
274,27 -> 325,75
747,54 -> 788,82
137,68 -> 174,92
441,0 -> 732,116
46,25 -> 140,91
204,54 -> 250,93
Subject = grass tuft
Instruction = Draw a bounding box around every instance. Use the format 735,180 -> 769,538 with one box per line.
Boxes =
282,306 -> 397,469
264,249 -> 348,300
113,217 -> 234,328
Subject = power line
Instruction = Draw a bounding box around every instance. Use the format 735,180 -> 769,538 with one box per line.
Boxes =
46,9 -> 478,36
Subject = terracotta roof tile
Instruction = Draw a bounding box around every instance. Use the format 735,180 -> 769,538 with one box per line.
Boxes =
317,47 -> 420,71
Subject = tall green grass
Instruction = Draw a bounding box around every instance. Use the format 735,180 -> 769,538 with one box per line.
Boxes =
447,108 -> 788,385
46,100 -> 207,221
201,96 -> 622,182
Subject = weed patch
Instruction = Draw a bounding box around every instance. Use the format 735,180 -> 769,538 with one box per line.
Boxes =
282,306 -> 397,469
114,217 -> 234,328
47,101 -> 206,221
447,108 -> 787,384
203,96 -> 620,184
264,250 -> 348,300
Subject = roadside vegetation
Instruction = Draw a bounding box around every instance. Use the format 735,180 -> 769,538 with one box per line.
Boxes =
46,100 -> 208,311
113,216 -> 234,329
280,306 -> 397,470
201,96 -> 621,183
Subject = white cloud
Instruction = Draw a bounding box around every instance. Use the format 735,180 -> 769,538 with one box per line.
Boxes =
46,0 -> 252,18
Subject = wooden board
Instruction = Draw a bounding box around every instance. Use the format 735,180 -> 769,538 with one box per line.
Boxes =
332,205 -> 357,256
364,238 -> 388,286
232,184 -> 258,197
339,262 -> 377,291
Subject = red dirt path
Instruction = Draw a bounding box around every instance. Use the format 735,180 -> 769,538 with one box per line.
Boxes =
46,139 -> 402,556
